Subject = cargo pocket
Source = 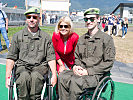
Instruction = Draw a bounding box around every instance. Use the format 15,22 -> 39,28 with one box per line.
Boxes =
83,75 -> 98,89
78,45 -> 86,58
87,45 -> 96,56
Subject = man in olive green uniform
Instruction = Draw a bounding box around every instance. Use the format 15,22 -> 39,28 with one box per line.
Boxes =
58,8 -> 115,100
6,7 -> 57,100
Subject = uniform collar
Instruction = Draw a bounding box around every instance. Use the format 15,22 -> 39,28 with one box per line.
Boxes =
24,27 -> 42,39
85,29 -> 101,41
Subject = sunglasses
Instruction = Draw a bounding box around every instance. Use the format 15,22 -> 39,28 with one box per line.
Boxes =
84,17 -> 95,22
26,15 -> 38,19
59,25 -> 70,28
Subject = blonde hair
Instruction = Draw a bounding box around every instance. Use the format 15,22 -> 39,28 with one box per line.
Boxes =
55,16 -> 74,34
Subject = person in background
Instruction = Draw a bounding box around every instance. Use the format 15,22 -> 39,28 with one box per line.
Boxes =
97,16 -> 101,28
52,16 -> 79,74
0,9 -> 9,51
116,14 -> 122,36
107,13 -> 115,35
104,16 -> 108,32
58,8 -> 115,100
42,12 -> 45,25
112,15 -> 117,36
101,15 -> 107,32
6,7 -> 57,100
121,17 -> 128,39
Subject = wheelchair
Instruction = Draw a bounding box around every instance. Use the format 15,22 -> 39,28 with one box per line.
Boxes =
8,65 -> 53,100
78,75 -> 115,100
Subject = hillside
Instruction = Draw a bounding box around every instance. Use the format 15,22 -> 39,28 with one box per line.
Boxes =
70,0 -> 133,14
1,0 -> 133,14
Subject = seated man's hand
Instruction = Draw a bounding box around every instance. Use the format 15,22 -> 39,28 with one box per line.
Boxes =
6,77 -> 10,88
81,69 -> 88,76
51,74 -> 57,87
73,65 -> 88,76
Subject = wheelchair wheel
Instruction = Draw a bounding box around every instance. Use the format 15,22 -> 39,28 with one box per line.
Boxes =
42,69 -> 53,100
8,77 -> 14,100
8,66 -> 17,100
92,76 -> 114,100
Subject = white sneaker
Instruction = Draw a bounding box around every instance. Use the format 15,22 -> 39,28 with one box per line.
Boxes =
115,34 -> 118,36
122,36 -> 125,38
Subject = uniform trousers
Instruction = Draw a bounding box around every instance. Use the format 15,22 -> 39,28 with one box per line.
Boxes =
15,66 -> 47,100
58,70 -> 101,100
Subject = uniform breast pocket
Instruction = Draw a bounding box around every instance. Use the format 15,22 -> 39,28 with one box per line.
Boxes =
92,43 -> 103,57
78,45 -> 86,58
21,43 -> 28,50
37,45 -> 44,55
87,46 -> 96,56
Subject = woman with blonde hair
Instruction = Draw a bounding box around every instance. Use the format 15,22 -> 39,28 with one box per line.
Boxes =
52,16 -> 79,74
121,17 -> 128,38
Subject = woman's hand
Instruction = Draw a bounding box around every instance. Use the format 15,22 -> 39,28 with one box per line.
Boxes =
59,65 -> 66,74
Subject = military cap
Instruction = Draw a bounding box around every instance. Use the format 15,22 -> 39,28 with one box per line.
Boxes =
84,8 -> 100,16
24,7 -> 40,15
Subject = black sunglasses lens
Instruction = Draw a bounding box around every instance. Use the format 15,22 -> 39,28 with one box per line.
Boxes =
60,25 -> 63,28
84,18 -> 88,22
64,25 -> 69,28
26,16 -> 38,19
33,16 -> 38,19
27,16 -> 31,19
84,17 -> 95,22
90,18 -> 95,22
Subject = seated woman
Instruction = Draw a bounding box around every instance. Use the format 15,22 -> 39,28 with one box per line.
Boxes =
52,16 -> 79,74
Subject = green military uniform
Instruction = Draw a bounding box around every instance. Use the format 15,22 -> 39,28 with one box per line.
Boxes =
58,30 -> 115,100
7,27 -> 56,100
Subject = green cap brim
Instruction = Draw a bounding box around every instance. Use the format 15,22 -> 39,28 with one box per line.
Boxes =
24,7 -> 40,15
84,8 -> 100,16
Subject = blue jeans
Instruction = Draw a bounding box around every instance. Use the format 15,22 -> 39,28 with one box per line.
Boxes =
122,26 -> 127,37
0,27 -> 10,50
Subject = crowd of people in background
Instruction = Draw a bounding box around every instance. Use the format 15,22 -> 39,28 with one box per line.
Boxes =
100,13 -> 128,38
42,12 -> 58,24
41,11 -> 129,39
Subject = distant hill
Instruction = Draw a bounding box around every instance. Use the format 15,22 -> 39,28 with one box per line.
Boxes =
70,0 -> 133,14
1,0 -> 133,14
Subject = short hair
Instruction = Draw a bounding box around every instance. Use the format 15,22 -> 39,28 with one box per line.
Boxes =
55,16 -> 74,34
